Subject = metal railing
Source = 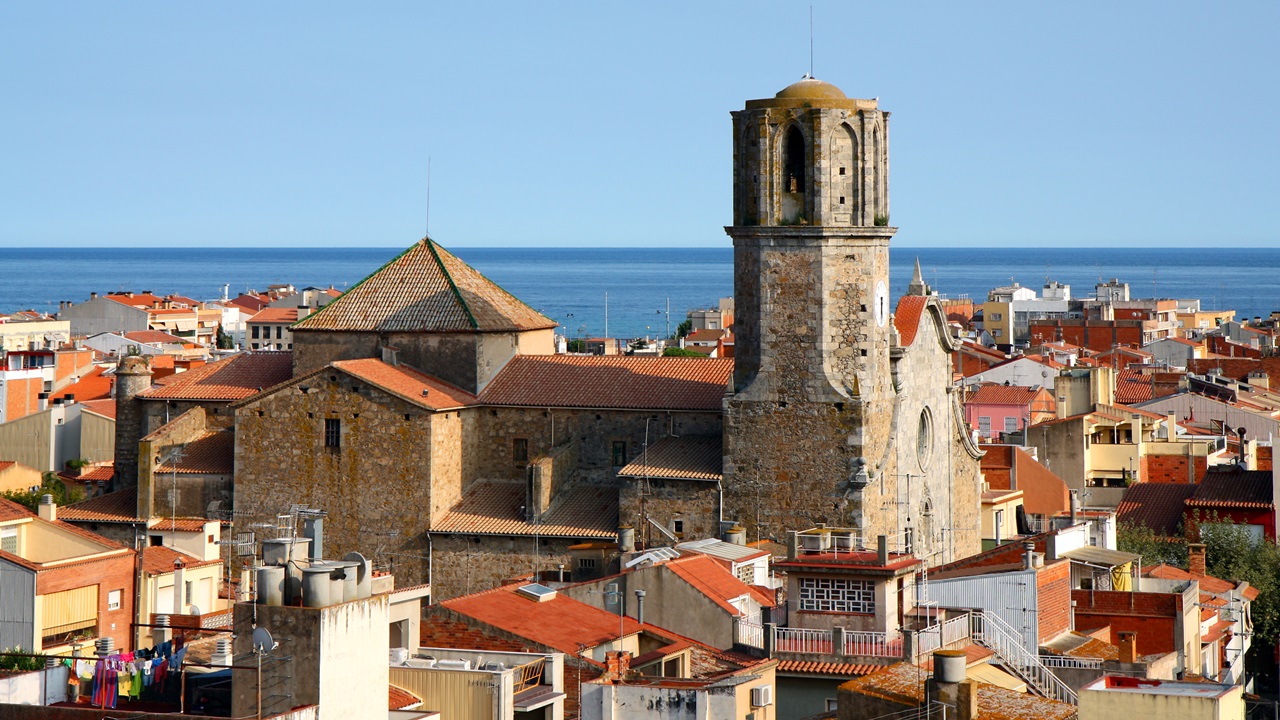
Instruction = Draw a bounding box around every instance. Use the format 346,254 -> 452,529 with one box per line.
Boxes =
512,659 -> 545,694
775,627 -> 832,655
1038,655 -> 1103,670
843,630 -> 901,658
737,619 -> 764,649
972,611 -> 1077,705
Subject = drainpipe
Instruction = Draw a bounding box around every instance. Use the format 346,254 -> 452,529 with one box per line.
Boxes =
634,589 -> 646,625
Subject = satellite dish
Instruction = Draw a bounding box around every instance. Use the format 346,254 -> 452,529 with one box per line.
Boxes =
342,551 -> 369,584
251,627 -> 276,654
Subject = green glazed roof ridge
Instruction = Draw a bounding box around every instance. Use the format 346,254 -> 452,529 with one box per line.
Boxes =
434,245 -> 557,328
425,238 -> 479,330
291,239 -> 423,330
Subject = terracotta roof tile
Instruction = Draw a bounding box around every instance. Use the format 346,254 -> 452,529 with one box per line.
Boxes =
59,488 -> 141,523
388,685 -> 421,711
77,399 -> 117,419
1143,567 -> 1237,596
894,296 -> 928,347
967,384 -> 1044,406
123,330 -> 188,345
1116,483 -> 1197,536
156,431 -> 234,474
443,584 -> 648,656
664,555 -> 763,615
57,462 -> 115,485
1116,369 -> 1156,404
247,308 -> 298,324
149,517 -> 210,533
980,445 -> 1070,517
332,358 -> 478,410
0,497 -> 34,522
295,239 -> 556,333
1188,467 -> 1273,508
47,365 -> 113,403
776,659 -> 880,676
432,481 -> 617,538
140,351 -> 293,401
140,545 -> 219,576
480,355 -> 732,411
617,435 -> 722,481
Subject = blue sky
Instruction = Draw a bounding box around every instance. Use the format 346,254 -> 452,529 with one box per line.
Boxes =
2,2 -> 1275,248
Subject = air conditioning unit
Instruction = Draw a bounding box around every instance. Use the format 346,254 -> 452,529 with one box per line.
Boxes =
436,659 -> 471,671
751,685 -> 773,707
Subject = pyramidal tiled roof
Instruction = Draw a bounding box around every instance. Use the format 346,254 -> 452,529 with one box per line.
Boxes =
294,238 -> 557,333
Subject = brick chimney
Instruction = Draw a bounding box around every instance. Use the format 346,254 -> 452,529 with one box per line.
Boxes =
1188,543 -> 1206,577
603,651 -> 631,683
1118,631 -> 1138,663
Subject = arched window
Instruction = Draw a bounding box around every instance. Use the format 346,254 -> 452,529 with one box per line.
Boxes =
783,126 -> 806,195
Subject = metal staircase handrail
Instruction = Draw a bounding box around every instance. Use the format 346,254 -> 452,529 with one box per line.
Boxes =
972,611 -> 1077,705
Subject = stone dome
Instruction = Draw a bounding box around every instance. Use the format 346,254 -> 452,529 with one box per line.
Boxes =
775,75 -> 847,101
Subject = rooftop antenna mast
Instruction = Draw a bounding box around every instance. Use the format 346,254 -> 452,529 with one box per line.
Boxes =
809,4 -> 814,77
425,156 -> 432,238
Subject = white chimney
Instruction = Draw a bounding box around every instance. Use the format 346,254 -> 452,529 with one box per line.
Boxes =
173,558 -> 186,615
38,494 -> 56,522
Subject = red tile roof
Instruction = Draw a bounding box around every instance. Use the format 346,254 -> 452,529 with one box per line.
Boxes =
0,497 -> 33,522
155,431 -> 234,474
123,330 -> 189,345
443,584 -> 648,656
140,545 -> 220,576
664,555 -> 769,615
140,351 -> 293,401
894,296 -> 928,347
149,517 -> 210,533
685,329 -> 728,343
295,239 -> 557,333
1142,564 -> 1236,595
77,399 -> 117,419
57,462 -> 115,485
49,366 -> 113,403
247,308 -> 298,324
1116,369 -> 1156,404
106,292 -> 168,309
59,488 -> 142,523
617,435 -> 722,481
776,659 -> 880,676
1187,467 -> 1273,509
432,481 -> 617,538
332,358 -> 478,410
388,685 -> 421,711
967,384 -> 1044,406
480,355 -> 733,411
1116,483 -> 1197,536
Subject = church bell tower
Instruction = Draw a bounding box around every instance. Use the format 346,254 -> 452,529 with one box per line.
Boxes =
723,75 -> 899,538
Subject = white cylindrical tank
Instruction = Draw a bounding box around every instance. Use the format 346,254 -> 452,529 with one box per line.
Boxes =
257,566 -> 285,606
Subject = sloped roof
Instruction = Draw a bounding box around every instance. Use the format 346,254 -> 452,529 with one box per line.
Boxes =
57,462 -> 115,485
967,384 -> 1045,406
1142,563 -> 1237,595
1116,483 -> 1197,536
617,435 -> 722,481
332,358 -> 478,410
443,583 -> 648,655
894,295 -> 929,347
388,685 -> 422,711
1116,369 -> 1156,404
247,308 -> 298,324
140,351 -> 293,401
432,481 -> 617,538
49,366 -> 113,403
1188,467 -> 1274,509
664,555 -> 774,614
294,238 -> 556,333
140,545 -> 219,576
480,355 -> 732,411
775,659 -> 879,676
78,399 -> 117,419
123,330 -> 188,345
59,488 -> 141,523
156,431 -> 234,474
0,497 -> 33,522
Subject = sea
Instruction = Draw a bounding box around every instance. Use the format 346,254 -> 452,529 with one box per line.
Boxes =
1,246 -> 1277,340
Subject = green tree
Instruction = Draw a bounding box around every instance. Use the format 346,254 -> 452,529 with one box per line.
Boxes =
566,339 -> 587,353
663,347 -> 705,357
1117,523 -> 1188,567
0,473 -> 85,511
675,319 -> 693,339
0,647 -> 46,672
215,324 -> 234,350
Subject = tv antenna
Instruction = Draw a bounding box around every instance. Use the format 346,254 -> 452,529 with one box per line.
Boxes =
251,626 -> 278,720
425,156 -> 432,238
809,5 -> 814,77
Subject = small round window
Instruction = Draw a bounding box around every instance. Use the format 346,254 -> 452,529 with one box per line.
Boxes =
917,407 -> 934,471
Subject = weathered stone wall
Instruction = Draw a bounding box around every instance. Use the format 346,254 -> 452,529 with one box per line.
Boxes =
113,355 -> 152,489
464,408 -> 721,487
429,533 -> 577,601
890,302 -> 983,564
138,399 -> 234,438
292,329 -> 518,395
618,477 -> 720,542
530,439 -> 578,515
234,373 -> 437,573
138,407 -> 210,519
